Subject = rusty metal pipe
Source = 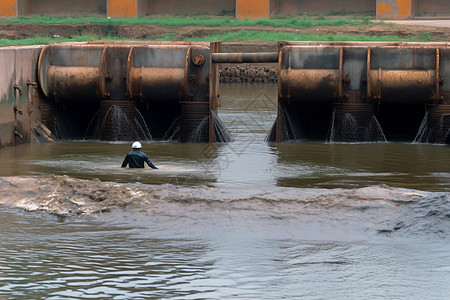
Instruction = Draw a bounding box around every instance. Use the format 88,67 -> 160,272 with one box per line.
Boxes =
129,67 -> 187,100
47,66 -> 100,100
279,69 -> 340,101
211,52 -> 278,63
368,69 -> 435,103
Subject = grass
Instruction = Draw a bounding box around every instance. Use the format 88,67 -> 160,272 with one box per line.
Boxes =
0,15 -> 433,46
183,30 -> 428,43
0,33 -> 184,47
0,35 -> 97,47
1,15 -> 377,29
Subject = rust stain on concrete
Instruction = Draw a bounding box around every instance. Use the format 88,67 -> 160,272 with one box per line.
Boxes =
0,0 -> 17,17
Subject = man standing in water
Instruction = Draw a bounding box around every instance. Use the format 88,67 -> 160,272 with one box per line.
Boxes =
121,141 -> 158,169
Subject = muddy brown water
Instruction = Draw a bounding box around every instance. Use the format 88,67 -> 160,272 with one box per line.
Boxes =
1,84 -> 449,299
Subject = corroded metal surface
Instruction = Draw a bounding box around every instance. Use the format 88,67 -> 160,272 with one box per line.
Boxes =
37,42 -> 214,142
275,41 -> 450,143
368,70 -> 435,103
212,52 -> 278,64
31,41 -> 450,145
47,66 -> 99,100
128,67 -> 187,100
126,45 -> 192,101
278,42 -> 450,104
38,43 -> 211,103
278,46 -> 343,102
279,69 -> 340,101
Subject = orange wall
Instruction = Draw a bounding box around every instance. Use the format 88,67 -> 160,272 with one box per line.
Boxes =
236,0 -> 269,19
0,0 -> 17,17
108,0 -> 138,17
377,0 -> 412,19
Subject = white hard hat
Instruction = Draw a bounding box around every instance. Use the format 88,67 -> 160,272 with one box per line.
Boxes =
132,141 -> 142,149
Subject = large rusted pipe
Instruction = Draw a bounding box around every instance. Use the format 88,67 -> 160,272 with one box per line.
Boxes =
279,69 -> 340,101
278,46 -> 343,102
368,69 -> 436,103
128,67 -> 188,100
47,66 -> 100,100
211,52 -> 278,63
126,46 -> 193,101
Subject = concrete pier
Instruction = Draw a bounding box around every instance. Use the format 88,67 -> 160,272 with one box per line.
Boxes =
0,45 -> 51,148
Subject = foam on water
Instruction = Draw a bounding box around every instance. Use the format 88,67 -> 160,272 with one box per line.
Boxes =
0,175 -> 448,240
1,175 -> 449,299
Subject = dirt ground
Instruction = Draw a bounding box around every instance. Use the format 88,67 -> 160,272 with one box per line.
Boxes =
0,21 -> 449,46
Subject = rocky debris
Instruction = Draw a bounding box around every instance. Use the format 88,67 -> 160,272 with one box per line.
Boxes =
219,65 -> 277,83
31,121 -> 54,143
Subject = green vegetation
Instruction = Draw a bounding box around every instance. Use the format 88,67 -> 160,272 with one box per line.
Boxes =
1,15 -> 376,29
184,30 -> 430,43
0,33 -> 184,47
0,35 -> 96,47
0,16 -> 436,46
420,31 -> 432,42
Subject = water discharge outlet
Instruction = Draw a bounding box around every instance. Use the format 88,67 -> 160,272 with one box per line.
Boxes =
37,42 -> 218,142
33,41 -> 450,144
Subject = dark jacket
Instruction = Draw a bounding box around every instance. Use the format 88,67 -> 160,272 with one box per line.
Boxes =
121,149 -> 158,169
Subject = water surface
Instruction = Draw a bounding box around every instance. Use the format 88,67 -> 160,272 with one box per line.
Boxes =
0,84 -> 449,299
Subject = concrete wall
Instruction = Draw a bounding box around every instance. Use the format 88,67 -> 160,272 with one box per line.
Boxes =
18,0 -> 106,17
416,0 -> 450,17
236,0 -> 269,19
271,0 -> 375,16
377,0 -> 413,19
1,1 -> 450,20
0,46 -> 45,148
107,0 -> 138,18
139,0 -> 235,16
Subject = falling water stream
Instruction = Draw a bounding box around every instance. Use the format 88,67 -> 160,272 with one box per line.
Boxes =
328,110 -> 387,143
0,84 -> 449,299
82,105 -> 152,141
414,111 -> 450,144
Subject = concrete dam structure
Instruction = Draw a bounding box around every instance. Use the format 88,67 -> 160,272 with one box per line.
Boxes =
271,41 -> 450,144
37,41 -> 218,142
0,41 -> 450,148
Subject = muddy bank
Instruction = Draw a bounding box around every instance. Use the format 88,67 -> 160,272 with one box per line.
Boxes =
1,22 -> 449,42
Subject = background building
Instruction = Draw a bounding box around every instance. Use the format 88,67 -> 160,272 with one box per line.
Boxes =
1,0 -> 449,20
